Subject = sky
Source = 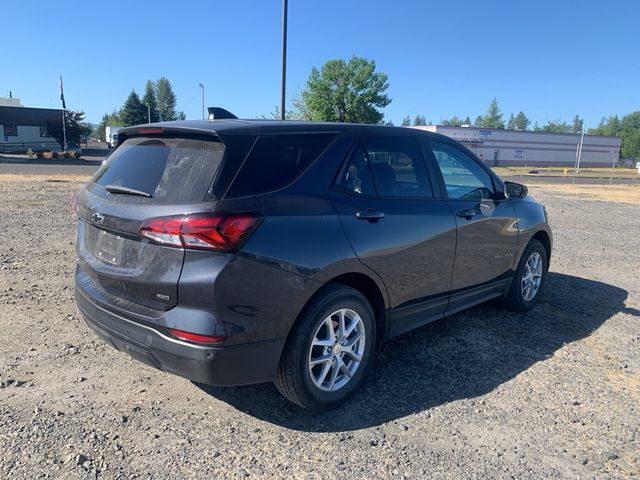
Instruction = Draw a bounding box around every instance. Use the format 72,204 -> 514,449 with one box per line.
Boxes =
2,0 -> 639,127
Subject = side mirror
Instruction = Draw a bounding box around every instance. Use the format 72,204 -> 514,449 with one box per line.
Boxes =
504,181 -> 528,199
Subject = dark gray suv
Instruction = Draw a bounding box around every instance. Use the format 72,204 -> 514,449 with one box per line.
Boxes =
74,118 -> 552,410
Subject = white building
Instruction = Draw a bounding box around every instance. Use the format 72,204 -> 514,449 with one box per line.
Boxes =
412,125 -> 621,167
0,98 -> 63,152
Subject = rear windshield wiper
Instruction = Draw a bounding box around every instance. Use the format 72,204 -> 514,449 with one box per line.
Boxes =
104,184 -> 152,198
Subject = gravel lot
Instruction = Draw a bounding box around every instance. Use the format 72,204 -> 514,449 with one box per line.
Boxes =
0,175 -> 638,479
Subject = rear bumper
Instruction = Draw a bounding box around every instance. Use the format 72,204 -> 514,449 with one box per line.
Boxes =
75,285 -> 286,386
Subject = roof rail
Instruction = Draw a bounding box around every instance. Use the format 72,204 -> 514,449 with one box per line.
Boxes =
207,107 -> 238,120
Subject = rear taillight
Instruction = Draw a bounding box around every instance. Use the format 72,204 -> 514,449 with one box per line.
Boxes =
168,328 -> 226,345
139,213 -> 261,252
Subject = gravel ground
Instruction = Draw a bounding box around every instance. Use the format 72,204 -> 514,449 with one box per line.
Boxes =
0,175 -> 638,479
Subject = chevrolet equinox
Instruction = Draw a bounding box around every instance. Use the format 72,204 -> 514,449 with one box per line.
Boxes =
74,116 -> 552,411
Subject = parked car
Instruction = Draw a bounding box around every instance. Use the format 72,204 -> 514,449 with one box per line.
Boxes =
73,118 -> 552,411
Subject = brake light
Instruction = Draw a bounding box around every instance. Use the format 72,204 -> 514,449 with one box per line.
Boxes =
168,328 -> 226,345
139,213 -> 261,252
135,127 -> 164,135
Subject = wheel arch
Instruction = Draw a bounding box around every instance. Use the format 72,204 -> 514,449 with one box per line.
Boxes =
531,230 -> 552,269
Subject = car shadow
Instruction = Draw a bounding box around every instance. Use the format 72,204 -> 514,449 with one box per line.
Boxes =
195,272 -> 633,431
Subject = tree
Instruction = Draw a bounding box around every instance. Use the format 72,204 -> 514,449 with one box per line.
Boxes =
401,115 -> 411,126
45,110 -> 91,149
120,90 -> 148,126
260,105 -> 300,120
296,56 -> 391,124
506,113 -> 515,130
142,80 -> 160,123
384,120 -> 394,126
481,97 -> 505,129
95,111 -> 123,142
571,114 -> 584,134
474,115 -> 483,126
588,113 -> 640,158
463,116 -> 471,125
514,111 -> 530,131
442,115 -> 463,126
156,77 -> 185,121
413,115 -> 426,126
621,130 -> 640,158
534,120 -> 571,133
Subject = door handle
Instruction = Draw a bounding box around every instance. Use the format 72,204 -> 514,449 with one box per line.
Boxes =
456,208 -> 479,220
355,209 -> 385,221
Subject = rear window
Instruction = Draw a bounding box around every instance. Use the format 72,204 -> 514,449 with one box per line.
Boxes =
90,136 -> 224,203
226,133 -> 336,197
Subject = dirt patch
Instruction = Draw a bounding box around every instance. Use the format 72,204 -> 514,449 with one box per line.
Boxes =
0,178 -> 639,479
528,183 -> 640,204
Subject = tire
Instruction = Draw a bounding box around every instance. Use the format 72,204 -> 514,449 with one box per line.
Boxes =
503,238 -> 548,311
274,284 -> 376,411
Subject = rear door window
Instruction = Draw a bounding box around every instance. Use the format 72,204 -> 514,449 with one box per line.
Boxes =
334,136 -> 433,198
226,134 -> 336,197
364,136 -> 433,198
91,136 -> 225,203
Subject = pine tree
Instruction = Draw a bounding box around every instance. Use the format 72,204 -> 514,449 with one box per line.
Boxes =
463,116 -> 471,125
507,113 -> 515,130
474,115 -> 483,126
142,80 -> 160,123
514,111 -> 530,130
571,114 -> 584,134
481,98 -> 505,129
401,115 -> 411,126
156,77 -> 183,121
120,90 -> 147,126
413,115 -> 426,126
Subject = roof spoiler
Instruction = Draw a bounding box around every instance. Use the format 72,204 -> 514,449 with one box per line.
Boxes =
208,107 -> 238,120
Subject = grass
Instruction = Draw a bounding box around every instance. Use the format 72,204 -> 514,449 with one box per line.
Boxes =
493,166 -> 639,178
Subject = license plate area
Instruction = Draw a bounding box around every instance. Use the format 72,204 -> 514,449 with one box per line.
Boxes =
96,229 -> 123,265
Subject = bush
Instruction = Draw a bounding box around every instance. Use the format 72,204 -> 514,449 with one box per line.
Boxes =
51,151 -> 59,159
36,151 -> 44,158
27,148 -> 35,159
42,151 -> 53,159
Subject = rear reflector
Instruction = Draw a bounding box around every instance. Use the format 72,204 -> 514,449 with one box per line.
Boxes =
168,328 -> 226,345
139,213 -> 261,252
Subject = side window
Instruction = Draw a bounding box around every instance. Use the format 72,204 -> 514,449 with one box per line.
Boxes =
364,136 -> 433,198
334,137 -> 433,198
334,144 -> 376,196
227,133 -> 336,197
428,141 -> 495,201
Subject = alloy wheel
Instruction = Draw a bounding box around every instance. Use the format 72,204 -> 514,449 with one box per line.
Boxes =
307,308 -> 366,392
521,252 -> 543,302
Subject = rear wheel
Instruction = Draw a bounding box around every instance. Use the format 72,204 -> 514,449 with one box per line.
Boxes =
503,239 -> 548,311
274,285 -> 375,411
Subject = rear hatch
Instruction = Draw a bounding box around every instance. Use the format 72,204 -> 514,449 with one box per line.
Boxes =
76,129 -> 233,311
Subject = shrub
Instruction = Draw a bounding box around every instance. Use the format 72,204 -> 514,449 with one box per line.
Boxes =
51,151 -> 59,159
27,148 -> 35,159
36,151 -> 44,158
42,151 -> 53,159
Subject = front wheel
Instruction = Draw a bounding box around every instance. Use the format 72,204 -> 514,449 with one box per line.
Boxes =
274,285 -> 376,411
503,238 -> 548,311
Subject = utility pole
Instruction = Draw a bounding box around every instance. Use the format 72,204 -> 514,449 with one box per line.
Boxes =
147,104 -> 151,124
572,127 -> 585,184
199,83 -> 205,120
280,0 -> 288,120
